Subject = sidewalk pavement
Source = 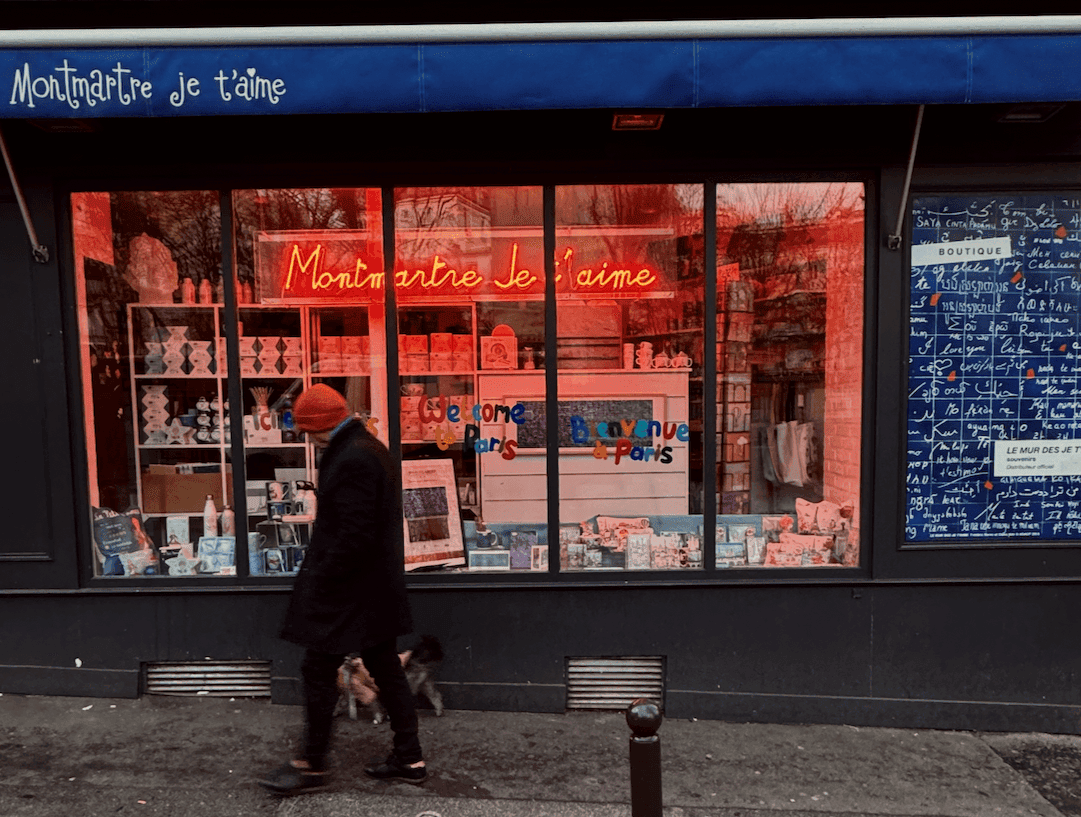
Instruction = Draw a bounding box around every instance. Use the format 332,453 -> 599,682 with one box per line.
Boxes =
0,692 -> 1076,817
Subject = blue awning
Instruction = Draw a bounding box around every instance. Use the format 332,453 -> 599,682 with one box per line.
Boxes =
3,23 -> 1081,118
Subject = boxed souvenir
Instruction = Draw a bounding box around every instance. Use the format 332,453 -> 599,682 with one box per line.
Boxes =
237,335 -> 258,356
406,334 -> 429,354
143,342 -> 165,374
727,523 -> 755,546
281,355 -> 304,376
257,336 -> 280,354
468,549 -> 511,571
340,335 -> 364,371
626,532 -> 652,569
430,333 -> 453,354
508,531 -> 537,570
764,533 -> 833,566
716,542 -> 747,567
318,336 -> 342,374
480,335 -> 517,369
531,545 -> 548,571
746,536 -> 767,565
187,340 -> 213,376
197,536 -> 236,574
165,515 -> 191,546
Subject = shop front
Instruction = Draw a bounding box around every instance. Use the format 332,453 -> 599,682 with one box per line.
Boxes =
4,16 -> 1081,732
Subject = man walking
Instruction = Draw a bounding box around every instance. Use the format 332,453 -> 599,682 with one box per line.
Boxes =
259,384 -> 426,795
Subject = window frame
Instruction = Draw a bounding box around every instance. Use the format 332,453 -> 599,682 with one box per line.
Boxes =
62,169 -> 876,589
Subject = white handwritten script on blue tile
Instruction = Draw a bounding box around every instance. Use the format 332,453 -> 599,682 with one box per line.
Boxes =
909,194 -> 1081,543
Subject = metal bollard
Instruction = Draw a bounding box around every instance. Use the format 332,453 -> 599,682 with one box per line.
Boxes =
626,698 -> 663,817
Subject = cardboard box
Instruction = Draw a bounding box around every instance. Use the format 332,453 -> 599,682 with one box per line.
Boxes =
141,467 -> 232,514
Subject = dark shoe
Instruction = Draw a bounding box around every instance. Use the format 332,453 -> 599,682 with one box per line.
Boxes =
258,762 -> 330,796
364,754 -> 427,784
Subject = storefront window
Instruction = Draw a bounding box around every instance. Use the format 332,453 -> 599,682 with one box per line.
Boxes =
73,180 -> 861,580
235,188 -> 385,576
715,183 -> 864,567
73,190 -> 224,577
554,184 -> 705,571
394,187 -> 547,572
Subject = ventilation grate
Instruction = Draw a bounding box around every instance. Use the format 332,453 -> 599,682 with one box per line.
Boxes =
566,656 -> 664,711
145,660 -> 272,697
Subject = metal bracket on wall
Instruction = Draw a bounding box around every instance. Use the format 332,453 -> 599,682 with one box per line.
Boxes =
886,104 -> 925,252
0,124 -> 50,264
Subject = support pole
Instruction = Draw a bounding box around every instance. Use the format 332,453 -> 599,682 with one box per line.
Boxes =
626,698 -> 663,817
0,124 -> 49,263
887,104 -> 925,251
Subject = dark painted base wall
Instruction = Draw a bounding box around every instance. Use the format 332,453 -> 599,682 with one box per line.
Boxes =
2,583 -> 1079,734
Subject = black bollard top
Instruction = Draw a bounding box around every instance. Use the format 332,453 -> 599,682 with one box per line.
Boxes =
626,698 -> 663,737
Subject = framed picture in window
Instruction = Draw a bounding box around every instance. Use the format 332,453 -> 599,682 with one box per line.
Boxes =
401,459 -> 466,571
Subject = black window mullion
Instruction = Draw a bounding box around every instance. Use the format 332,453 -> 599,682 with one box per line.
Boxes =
544,184 -> 559,574
219,188 -> 250,573
703,182 -> 718,571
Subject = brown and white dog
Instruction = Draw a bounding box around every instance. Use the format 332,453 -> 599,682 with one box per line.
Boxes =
336,635 -> 444,723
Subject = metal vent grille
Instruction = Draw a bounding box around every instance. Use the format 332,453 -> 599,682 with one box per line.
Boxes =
566,656 -> 664,711
145,661 -> 272,697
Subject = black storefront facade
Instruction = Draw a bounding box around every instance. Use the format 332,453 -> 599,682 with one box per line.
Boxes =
5,15 -> 1081,734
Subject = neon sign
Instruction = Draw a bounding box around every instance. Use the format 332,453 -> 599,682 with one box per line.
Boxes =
271,239 -> 665,302
282,244 -> 384,299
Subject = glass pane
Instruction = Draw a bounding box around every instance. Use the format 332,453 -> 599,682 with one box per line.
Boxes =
555,184 -> 705,571
715,182 -> 864,568
394,186 -> 546,573
73,191 -> 225,578
234,188 -> 385,575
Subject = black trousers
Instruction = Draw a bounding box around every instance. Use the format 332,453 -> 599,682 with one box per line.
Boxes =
300,640 -> 423,769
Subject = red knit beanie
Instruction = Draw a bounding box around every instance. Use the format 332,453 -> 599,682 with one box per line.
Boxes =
293,384 -> 349,432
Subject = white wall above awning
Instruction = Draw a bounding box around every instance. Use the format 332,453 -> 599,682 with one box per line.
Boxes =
3,17 -> 1081,117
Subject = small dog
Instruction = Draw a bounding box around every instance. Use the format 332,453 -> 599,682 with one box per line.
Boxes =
336,635 -> 444,723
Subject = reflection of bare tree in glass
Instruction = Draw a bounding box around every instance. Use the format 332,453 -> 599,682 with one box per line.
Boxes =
565,185 -> 699,340
111,191 -> 221,291
394,187 -> 491,262
719,183 -> 863,279
233,188 -> 371,285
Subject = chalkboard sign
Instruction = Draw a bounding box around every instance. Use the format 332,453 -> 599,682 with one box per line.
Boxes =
516,399 -> 655,449
908,194 -> 1081,543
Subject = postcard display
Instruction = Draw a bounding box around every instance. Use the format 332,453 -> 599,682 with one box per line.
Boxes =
908,194 -> 1081,542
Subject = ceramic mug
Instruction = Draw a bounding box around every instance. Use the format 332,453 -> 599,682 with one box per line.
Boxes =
476,529 -> 500,549
247,532 -> 267,576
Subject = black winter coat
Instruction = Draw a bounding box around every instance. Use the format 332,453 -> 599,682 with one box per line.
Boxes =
279,420 -> 413,654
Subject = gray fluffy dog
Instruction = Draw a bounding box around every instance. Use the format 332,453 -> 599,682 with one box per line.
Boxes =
336,635 -> 444,723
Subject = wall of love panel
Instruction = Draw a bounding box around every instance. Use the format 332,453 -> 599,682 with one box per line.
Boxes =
908,194 -> 1081,543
